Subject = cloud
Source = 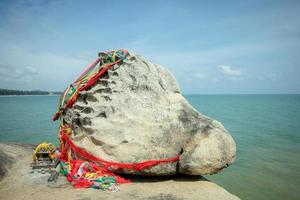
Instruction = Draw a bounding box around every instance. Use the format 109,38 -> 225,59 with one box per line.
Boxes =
257,73 -> 279,81
126,37 -> 152,54
0,64 -> 36,83
0,42 -> 90,90
218,65 -> 244,78
192,73 -> 208,80
190,72 -> 219,84
212,77 -> 219,83
25,66 -> 38,74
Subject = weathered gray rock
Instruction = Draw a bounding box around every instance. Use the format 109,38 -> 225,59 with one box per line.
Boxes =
63,53 -> 236,175
0,143 -> 35,180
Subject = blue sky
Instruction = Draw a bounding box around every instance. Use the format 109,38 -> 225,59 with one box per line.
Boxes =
0,0 -> 299,94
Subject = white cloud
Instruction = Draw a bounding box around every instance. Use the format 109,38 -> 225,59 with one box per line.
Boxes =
127,37 -> 151,54
0,64 -> 34,83
218,65 -> 244,78
193,73 -> 207,80
0,42 -> 89,90
257,73 -> 279,81
25,66 -> 38,74
212,77 -> 219,83
190,72 -> 219,84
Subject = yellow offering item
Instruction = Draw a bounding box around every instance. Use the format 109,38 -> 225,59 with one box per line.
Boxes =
32,142 -> 56,162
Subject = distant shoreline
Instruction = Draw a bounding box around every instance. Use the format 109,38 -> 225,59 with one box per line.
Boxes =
0,94 -> 61,97
1,94 -> 299,97
184,93 -> 300,95
0,88 -> 62,96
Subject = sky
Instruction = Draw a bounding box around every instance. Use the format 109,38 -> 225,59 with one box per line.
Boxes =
0,0 -> 299,94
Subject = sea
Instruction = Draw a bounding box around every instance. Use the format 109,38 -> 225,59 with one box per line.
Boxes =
0,94 -> 299,200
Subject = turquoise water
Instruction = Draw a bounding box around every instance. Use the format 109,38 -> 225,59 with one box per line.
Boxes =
186,95 -> 300,200
0,95 -> 60,145
0,95 -> 299,199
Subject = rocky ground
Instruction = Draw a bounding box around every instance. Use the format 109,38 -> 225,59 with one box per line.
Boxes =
0,143 -> 240,200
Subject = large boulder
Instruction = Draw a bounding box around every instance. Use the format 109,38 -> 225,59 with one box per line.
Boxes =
62,53 -> 236,175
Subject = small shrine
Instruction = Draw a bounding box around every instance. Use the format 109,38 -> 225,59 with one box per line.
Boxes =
31,142 -> 59,169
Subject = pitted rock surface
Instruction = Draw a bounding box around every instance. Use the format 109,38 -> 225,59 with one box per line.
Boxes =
62,53 -> 236,175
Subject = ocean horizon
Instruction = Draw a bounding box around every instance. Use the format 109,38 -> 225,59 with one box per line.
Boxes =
2,92 -> 299,97
0,94 -> 299,199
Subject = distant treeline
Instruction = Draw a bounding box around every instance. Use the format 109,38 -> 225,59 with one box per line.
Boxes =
0,88 -> 62,96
